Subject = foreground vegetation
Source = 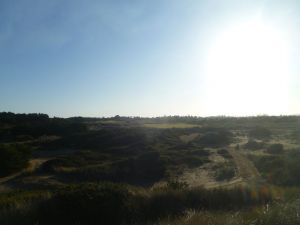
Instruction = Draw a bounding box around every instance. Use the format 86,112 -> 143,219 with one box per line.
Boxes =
1,182 -> 300,225
0,182 -> 275,225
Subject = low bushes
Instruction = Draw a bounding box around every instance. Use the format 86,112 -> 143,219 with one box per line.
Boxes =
266,144 -> 284,154
217,149 -> 232,159
49,151 -> 166,186
215,166 -> 235,181
194,130 -> 233,147
0,144 -> 32,176
0,182 -> 274,225
248,126 -> 272,140
37,182 -> 272,225
0,191 -> 51,225
213,162 -> 236,181
243,140 -> 264,150
249,150 -> 300,186
38,183 -> 133,225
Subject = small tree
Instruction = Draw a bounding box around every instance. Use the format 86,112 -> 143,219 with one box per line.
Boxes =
267,144 -> 284,154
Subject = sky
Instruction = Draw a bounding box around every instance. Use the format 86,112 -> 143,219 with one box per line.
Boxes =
1,0 -> 300,117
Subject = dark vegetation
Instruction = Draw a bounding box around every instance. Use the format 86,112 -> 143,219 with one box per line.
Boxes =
0,112 -> 86,143
214,149 -> 236,181
0,182 -> 272,225
56,151 -> 165,185
249,150 -> 300,186
1,112 -> 300,225
266,143 -> 284,154
248,126 -> 272,140
217,148 -> 232,159
194,128 -> 233,147
214,162 -> 236,181
243,139 -> 265,150
0,144 -> 31,176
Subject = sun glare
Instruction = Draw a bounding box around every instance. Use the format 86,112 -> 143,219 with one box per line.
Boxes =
203,17 -> 290,116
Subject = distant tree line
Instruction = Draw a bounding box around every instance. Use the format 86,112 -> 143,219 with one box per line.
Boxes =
0,112 -> 49,124
0,112 -> 87,143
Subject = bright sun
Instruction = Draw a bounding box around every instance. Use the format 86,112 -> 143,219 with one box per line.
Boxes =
203,17 -> 290,116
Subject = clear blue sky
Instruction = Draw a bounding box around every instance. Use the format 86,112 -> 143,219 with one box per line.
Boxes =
1,0 -> 300,117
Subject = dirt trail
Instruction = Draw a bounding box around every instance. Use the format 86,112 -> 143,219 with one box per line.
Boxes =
0,158 -> 51,185
0,146 -> 263,190
205,147 -> 264,188
178,144 -> 264,189
0,149 -> 80,189
228,146 -> 262,182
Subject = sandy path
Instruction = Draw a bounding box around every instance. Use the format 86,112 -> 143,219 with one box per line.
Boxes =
178,144 -> 264,189
0,149 -> 80,189
0,158 -> 51,185
228,146 -> 261,181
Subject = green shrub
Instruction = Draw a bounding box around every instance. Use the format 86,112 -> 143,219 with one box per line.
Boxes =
217,149 -> 233,159
267,144 -> 284,154
214,162 -> 236,181
249,151 -> 300,186
248,126 -> 272,140
38,183 -> 134,225
0,144 -> 32,176
107,152 -> 166,185
180,156 -> 209,168
243,140 -> 264,150
195,130 -> 232,147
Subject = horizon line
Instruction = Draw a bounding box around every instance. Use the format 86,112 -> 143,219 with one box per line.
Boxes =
1,111 -> 300,119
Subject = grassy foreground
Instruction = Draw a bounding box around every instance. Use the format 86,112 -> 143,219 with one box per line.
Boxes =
1,183 -> 299,225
